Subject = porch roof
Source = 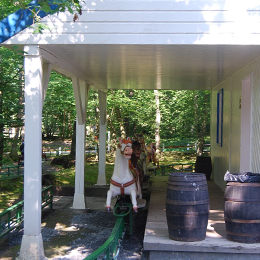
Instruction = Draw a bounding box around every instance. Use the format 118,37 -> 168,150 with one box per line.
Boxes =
2,0 -> 260,91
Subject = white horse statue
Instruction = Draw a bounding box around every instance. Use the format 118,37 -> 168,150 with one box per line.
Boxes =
106,137 -> 139,212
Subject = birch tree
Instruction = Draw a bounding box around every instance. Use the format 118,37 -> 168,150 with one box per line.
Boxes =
154,90 -> 161,152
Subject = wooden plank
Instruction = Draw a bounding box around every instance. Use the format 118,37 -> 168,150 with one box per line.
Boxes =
144,177 -> 260,254
146,214 -> 166,222
21,22 -> 260,35
145,221 -> 168,229
144,233 -> 260,253
50,11 -> 260,22
78,1 -> 260,11
8,33 -> 260,45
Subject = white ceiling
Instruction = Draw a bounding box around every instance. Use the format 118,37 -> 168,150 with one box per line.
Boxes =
44,44 -> 260,91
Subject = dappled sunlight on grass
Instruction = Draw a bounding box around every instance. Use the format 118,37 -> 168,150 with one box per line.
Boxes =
0,151 -> 199,211
53,167 -> 75,186
52,159 -> 114,186
0,178 -> 24,211
159,151 -> 197,165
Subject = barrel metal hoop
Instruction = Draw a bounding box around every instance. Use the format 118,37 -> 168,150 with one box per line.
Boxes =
168,225 -> 208,230
166,198 -> 209,205
169,178 -> 206,182
227,182 -> 260,187
168,181 -> 207,186
167,185 -> 209,191
226,230 -> 260,237
224,198 -> 260,202
225,218 -> 260,224
167,212 -> 209,217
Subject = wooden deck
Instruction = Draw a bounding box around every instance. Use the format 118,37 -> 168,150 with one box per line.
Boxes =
144,175 -> 260,260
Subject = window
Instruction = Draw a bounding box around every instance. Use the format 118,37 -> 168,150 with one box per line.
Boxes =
217,89 -> 223,146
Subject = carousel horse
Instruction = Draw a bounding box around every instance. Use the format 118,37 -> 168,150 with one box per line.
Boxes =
106,137 -> 139,212
146,143 -> 159,170
133,134 -> 159,174
133,133 -> 148,175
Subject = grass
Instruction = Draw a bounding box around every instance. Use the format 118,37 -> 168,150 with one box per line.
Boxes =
52,161 -> 114,187
158,150 -> 198,164
0,152 -> 115,212
0,149 -> 209,212
0,177 -> 24,212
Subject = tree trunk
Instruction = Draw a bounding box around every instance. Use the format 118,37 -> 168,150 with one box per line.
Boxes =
194,92 -> 209,156
115,107 -> 126,138
154,90 -> 161,152
62,111 -> 66,139
70,120 -> 76,158
107,108 -> 117,141
0,90 -> 3,166
124,117 -> 130,138
10,128 -> 19,160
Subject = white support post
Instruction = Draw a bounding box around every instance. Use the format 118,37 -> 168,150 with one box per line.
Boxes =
42,63 -> 52,110
72,79 -> 90,209
72,117 -> 87,209
97,90 -> 107,185
18,46 -> 45,260
72,77 -> 83,125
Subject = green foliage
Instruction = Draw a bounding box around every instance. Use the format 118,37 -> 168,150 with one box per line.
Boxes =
42,72 -> 76,139
160,90 -> 210,140
0,1 -> 211,154
0,47 -> 24,165
0,49 -> 210,161
85,89 -> 99,145
106,89 -> 156,142
0,0 -> 82,19
105,89 -> 210,148
159,151 -> 197,165
0,47 -> 24,125
0,0 -> 82,33
0,0 -> 23,19
78,88 -> 210,149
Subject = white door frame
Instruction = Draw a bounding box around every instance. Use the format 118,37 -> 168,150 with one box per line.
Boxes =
240,74 -> 253,172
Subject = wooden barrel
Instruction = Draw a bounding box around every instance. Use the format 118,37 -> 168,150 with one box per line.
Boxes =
224,182 -> 260,243
195,156 -> 212,180
166,172 -> 210,242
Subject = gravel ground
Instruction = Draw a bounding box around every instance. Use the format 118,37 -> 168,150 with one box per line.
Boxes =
0,161 -> 150,260
0,187 -> 150,260
0,205 -> 149,260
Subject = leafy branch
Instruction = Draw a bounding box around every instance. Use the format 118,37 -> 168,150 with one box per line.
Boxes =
0,0 -> 83,33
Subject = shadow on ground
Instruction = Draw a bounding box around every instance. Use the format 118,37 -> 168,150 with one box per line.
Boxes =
0,195 -> 149,260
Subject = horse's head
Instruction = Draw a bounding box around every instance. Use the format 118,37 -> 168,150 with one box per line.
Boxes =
133,133 -> 145,144
118,137 -> 132,159
133,133 -> 146,151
